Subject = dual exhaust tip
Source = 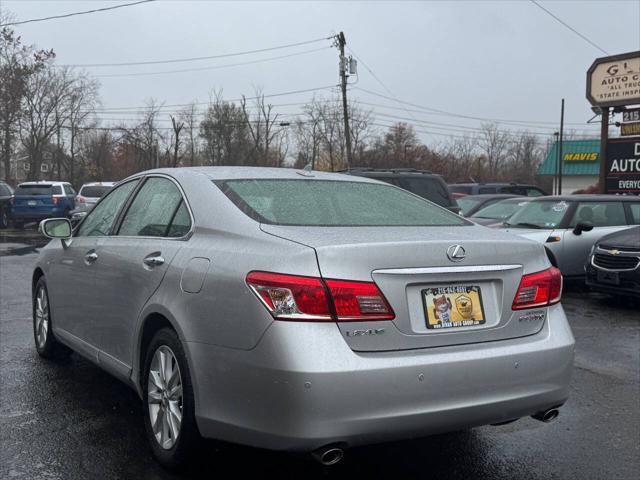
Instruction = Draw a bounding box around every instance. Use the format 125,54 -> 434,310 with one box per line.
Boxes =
532,408 -> 560,423
312,445 -> 344,466
312,408 -> 560,465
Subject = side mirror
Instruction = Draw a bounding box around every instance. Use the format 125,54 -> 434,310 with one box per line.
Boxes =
572,221 -> 594,235
40,218 -> 72,239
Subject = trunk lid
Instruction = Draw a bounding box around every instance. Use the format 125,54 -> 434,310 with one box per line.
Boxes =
261,224 -> 551,351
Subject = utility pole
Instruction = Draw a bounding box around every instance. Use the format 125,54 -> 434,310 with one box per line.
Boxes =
558,98 -> 564,195
598,107 -> 609,194
336,32 -> 352,169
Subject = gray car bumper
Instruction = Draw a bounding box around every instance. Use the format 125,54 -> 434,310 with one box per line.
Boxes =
187,304 -> 574,451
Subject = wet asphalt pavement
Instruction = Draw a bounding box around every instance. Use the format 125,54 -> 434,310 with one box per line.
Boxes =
1,227 -> 639,479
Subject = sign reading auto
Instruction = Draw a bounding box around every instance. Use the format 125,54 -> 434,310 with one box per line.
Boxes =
587,51 -> 640,107
605,139 -> 640,194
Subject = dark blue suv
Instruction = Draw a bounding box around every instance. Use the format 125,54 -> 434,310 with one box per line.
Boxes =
11,181 -> 76,228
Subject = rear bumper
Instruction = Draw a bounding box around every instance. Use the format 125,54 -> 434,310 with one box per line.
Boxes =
11,207 -> 68,221
188,304 -> 574,451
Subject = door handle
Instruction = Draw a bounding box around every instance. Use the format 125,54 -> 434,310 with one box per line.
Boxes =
143,255 -> 165,267
84,251 -> 98,264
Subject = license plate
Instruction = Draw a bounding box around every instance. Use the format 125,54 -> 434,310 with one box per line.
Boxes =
422,285 -> 486,330
596,270 -> 619,285
27,200 -> 37,206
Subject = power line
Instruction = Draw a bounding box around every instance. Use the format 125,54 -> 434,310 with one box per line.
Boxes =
58,36 -> 332,68
0,0 -> 155,27
529,0 -> 609,55
94,46 -> 332,78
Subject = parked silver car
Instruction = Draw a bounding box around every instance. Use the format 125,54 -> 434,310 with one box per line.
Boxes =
503,195 -> 640,277
34,167 -> 574,468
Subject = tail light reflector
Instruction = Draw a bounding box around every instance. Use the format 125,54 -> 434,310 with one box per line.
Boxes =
246,271 -> 395,322
76,196 -> 85,204
512,267 -> 562,310
52,196 -> 59,205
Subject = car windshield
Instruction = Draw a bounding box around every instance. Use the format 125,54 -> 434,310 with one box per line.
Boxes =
14,185 -> 54,196
217,179 -> 467,227
472,199 -> 530,220
456,197 -> 482,216
80,186 -> 112,198
505,200 -> 570,229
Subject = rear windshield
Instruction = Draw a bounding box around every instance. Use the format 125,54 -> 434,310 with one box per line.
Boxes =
457,197 -> 483,216
80,185 -> 112,198
216,179 -> 467,227
15,185 -> 60,196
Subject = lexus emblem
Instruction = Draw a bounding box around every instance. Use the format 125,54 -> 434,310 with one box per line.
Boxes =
446,244 -> 466,262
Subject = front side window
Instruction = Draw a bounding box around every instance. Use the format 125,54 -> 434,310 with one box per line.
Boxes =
76,180 -> 139,237
570,202 -> 626,228
118,177 -> 186,237
217,179 -> 467,227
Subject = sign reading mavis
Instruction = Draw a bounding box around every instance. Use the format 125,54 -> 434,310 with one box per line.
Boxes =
587,51 -> 640,108
605,139 -> 640,194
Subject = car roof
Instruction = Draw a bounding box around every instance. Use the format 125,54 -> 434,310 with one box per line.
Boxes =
343,168 -> 442,178
529,195 -> 640,202
450,182 -> 538,187
460,193 -> 521,199
17,181 -> 69,186
80,182 -> 116,187
133,166 -> 381,183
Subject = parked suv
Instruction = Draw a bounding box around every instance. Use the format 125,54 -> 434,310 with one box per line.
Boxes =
11,181 -> 76,228
75,182 -> 116,209
342,168 -> 460,213
449,182 -> 548,198
0,180 -> 14,229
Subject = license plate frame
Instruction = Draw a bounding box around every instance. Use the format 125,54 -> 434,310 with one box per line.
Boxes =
422,285 -> 486,330
596,269 -> 619,285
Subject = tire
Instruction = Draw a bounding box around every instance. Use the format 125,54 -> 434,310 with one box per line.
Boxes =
33,277 -> 72,360
143,328 -> 200,469
0,207 -> 8,229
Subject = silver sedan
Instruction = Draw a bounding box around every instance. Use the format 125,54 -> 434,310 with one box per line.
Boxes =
34,167 -> 574,468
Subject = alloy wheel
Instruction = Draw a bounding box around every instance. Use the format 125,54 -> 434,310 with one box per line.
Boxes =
147,345 -> 183,450
34,286 -> 49,348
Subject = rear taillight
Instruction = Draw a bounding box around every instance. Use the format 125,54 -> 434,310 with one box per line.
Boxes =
52,196 -> 59,205
76,196 -> 85,204
512,267 -> 562,310
10,197 -> 14,205
246,271 -> 395,322
324,279 -> 395,321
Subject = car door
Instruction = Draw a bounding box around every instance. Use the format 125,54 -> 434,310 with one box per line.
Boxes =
559,201 -> 629,276
47,179 -> 140,353
93,176 -> 192,374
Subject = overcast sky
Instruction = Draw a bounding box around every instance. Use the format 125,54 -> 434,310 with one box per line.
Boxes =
2,0 -> 639,144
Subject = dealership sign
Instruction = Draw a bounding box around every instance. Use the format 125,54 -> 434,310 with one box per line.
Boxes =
587,51 -> 640,107
605,139 -> 640,194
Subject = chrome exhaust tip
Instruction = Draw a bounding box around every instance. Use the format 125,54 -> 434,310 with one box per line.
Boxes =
532,408 -> 559,423
312,446 -> 344,466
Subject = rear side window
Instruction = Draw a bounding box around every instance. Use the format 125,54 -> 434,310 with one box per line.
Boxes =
478,187 -> 496,194
80,186 -> 112,198
395,177 -> 452,207
570,202 -> 627,227
15,185 -> 53,196
118,177 -> 189,237
629,203 -> 640,224
64,184 -> 76,195
52,186 -> 62,195
77,180 -> 139,237
217,179 -> 467,227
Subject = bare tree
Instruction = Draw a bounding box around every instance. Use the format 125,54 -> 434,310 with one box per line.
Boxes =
478,123 -> 511,180
169,115 -> 184,168
20,67 -> 73,180
0,21 -> 54,182
240,88 -> 288,166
